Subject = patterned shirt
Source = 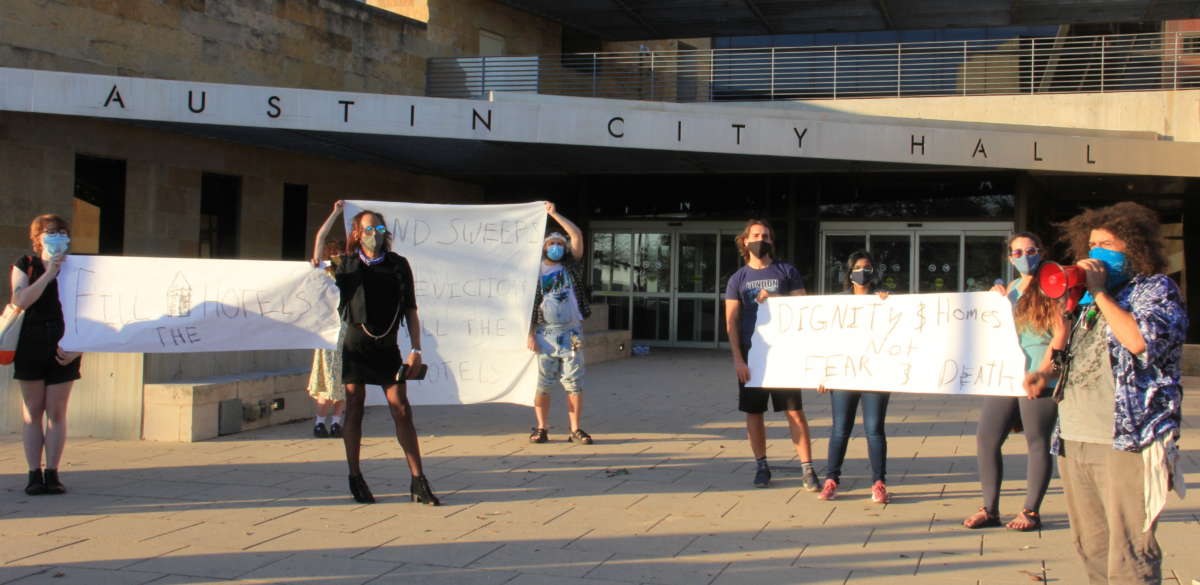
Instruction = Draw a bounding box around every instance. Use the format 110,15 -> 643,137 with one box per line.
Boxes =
1051,273 -> 1188,455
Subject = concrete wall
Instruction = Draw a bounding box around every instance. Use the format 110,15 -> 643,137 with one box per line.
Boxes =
787,90 -> 1200,143
0,0 -> 561,96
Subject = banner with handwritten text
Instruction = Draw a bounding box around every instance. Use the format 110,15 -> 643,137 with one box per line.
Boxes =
746,292 -> 1027,396
58,257 -> 341,353
343,200 -> 547,407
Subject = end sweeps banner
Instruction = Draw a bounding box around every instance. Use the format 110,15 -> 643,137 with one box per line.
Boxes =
746,292 -> 1027,396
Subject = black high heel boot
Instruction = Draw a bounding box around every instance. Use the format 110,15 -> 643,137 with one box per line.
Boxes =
25,469 -> 46,496
410,475 -> 440,506
43,469 -> 65,495
348,474 -> 375,503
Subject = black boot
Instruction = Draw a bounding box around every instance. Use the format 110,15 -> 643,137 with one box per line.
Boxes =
348,474 -> 375,503
42,469 -> 65,495
25,469 -> 46,496
410,475 -> 440,506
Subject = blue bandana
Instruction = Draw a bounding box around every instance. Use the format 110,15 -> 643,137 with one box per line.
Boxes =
358,250 -> 385,266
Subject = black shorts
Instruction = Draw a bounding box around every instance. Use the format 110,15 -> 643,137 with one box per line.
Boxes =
340,325 -> 402,386
13,319 -> 81,385
737,345 -> 803,414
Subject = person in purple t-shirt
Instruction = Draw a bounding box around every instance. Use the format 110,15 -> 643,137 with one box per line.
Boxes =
723,218 -> 819,492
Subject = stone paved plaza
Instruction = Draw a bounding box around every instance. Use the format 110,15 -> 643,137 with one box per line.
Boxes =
1,349 -> 1197,585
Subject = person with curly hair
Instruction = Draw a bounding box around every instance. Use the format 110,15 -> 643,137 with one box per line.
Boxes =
962,232 -> 1066,531
1026,202 -> 1187,585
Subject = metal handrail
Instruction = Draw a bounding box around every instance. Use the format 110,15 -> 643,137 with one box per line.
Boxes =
426,31 -> 1200,102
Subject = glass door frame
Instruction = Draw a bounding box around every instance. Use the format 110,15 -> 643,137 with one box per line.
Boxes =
818,221 -> 1013,294
590,220 -> 745,348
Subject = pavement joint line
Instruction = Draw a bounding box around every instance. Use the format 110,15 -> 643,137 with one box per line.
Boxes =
425,443 -> 454,455
624,494 -> 648,510
602,479 -> 629,493
443,501 -> 480,518
705,560 -> 732,585
719,500 -> 738,518
914,550 -> 925,575
784,487 -> 803,505
692,485 -> 711,498
541,505 -> 574,526
3,537 -> 88,565
822,506 -> 837,525
252,506 -> 307,526
978,534 -> 984,556
927,513 -> 936,532
0,567 -> 51,585
841,569 -> 853,585
862,526 -> 876,547
789,543 -> 810,566
644,513 -> 670,533
579,552 -> 616,579
350,513 -> 398,534
752,520 -> 770,540
561,527 -> 592,549
36,514 -> 108,536
462,543 -> 506,569
138,520 -> 205,542
455,520 -> 494,540
243,527 -> 300,550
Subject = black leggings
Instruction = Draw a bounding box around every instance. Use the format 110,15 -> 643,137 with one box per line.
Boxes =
975,395 -> 1057,514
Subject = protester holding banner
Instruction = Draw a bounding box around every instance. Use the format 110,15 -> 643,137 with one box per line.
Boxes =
817,250 -> 892,504
527,202 -> 593,445
307,211 -> 347,439
1026,202 -> 1186,585
325,202 -> 439,505
724,218 -> 819,491
963,232 -> 1066,531
10,214 -> 82,496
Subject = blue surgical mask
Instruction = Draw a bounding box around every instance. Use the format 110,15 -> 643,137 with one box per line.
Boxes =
42,233 -> 70,257
1011,253 -> 1040,275
1079,247 -> 1130,304
546,244 -> 565,262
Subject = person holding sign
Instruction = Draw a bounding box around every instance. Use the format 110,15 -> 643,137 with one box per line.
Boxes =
962,232 -> 1066,531
724,219 -> 819,491
1027,202 -> 1186,585
322,202 -> 439,505
10,214 -> 82,496
816,250 -> 892,504
527,202 -> 593,445
307,233 -> 347,439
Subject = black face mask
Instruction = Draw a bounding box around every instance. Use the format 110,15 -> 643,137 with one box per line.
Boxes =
746,241 -> 773,259
850,270 -> 872,287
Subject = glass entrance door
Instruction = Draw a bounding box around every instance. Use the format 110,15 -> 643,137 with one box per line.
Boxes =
819,222 -> 1012,294
590,222 -> 744,347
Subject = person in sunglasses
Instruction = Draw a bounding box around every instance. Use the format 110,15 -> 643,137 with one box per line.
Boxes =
319,201 -> 438,506
963,232 -> 1066,531
816,250 -> 892,503
1026,202 -> 1186,585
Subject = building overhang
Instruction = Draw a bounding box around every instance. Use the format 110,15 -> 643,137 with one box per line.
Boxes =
1,67 -> 1196,179
494,0 -> 1200,40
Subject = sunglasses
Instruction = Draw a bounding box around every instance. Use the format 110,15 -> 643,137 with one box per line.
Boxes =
362,225 -> 388,234
852,267 -> 874,274
1009,246 -> 1039,258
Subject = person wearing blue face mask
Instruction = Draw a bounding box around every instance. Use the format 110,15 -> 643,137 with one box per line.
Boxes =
10,214 -> 83,496
963,232 -> 1066,532
527,202 -> 592,445
1025,202 -> 1187,585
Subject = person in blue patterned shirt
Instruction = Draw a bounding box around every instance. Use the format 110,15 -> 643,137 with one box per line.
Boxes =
1025,202 -> 1187,585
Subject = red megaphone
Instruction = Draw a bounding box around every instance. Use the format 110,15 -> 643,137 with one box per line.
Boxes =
1038,262 -> 1086,312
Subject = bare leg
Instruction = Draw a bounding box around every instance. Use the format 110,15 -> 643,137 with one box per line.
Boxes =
567,393 -> 583,431
746,413 -> 767,459
784,409 -> 814,463
332,400 -> 346,418
314,397 -> 331,419
19,381 -> 47,470
533,393 -> 550,429
42,382 -> 73,469
342,384 -> 366,475
384,383 -> 424,477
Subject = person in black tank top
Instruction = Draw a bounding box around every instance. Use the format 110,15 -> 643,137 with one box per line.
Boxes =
10,214 -> 82,496
318,202 -> 439,506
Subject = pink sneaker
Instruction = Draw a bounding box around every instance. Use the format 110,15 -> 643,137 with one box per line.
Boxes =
817,479 -> 838,501
871,481 -> 889,504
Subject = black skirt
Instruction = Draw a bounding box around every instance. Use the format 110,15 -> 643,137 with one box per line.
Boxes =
340,324 -> 401,386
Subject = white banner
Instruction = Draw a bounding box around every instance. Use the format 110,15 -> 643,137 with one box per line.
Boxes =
58,256 -> 341,353
746,292 -> 1027,396
343,200 -> 546,407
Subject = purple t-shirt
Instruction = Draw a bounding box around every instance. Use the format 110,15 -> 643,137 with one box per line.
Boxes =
724,262 -> 805,343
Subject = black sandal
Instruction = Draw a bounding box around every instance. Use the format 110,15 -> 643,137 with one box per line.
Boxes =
1007,509 -> 1041,532
529,427 -> 548,443
963,507 -> 1001,529
568,428 -> 593,445
348,474 -> 375,503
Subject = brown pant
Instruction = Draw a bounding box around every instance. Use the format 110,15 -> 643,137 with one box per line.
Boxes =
1059,440 -> 1161,585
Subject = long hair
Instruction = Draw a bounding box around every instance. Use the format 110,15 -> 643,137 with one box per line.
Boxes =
734,218 -> 773,264
1055,201 -> 1166,276
346,210 -> 391,255
1008,231 -> 1057,334
29,214 -> 69,255
842,249 -> 877,291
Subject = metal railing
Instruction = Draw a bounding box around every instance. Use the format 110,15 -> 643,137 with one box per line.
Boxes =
427,31 -> 1200,102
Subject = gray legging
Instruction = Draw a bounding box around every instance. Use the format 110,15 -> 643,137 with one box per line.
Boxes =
975,395 -> 1057,514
